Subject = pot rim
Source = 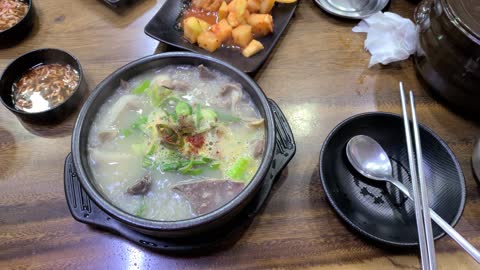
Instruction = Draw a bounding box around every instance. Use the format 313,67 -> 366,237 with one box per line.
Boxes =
72,52 -> 275,232
441,0 -> 480,44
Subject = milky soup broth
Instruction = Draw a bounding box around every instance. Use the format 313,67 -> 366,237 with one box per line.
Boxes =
87,65 -> 265,221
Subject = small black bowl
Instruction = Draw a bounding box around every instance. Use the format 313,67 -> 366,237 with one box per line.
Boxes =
0,48 -> 88,124
0,0 -> 35,47
319,112 -> 466,247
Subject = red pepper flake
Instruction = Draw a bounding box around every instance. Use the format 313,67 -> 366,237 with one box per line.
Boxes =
186,134 -> 205,149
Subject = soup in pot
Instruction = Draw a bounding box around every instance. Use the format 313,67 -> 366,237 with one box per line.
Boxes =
88,65 -> 265,221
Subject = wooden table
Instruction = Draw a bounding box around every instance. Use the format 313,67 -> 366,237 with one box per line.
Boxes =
1,0 -> 479,269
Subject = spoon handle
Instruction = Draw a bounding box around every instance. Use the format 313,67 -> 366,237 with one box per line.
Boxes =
389,180 -> 480,263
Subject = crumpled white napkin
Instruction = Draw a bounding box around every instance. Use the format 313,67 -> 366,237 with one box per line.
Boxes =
353,12 -> 417,67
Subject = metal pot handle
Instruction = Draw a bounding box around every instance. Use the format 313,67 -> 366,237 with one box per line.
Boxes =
245,99 -> 296,217
415,0 -> 434,27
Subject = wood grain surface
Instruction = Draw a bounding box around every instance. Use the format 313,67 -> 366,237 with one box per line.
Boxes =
1,0 -> 480,269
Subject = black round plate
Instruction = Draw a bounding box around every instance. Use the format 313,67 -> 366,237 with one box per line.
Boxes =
319,112 -> 466,247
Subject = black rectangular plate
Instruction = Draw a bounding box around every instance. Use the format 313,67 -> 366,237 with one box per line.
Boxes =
144,1 -> 297,73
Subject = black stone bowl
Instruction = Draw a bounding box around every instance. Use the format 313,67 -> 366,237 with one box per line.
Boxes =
0,0 -> 35,47
319,112 -> 466,247
0,48 -> 87,124
71,52 -> 294,239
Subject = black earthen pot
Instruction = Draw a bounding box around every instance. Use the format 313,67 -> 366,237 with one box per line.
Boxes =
70,52 -> 295,239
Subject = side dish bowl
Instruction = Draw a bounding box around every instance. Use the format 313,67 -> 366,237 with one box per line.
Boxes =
0,48 -> 87,123
0,0 -> 35,46
71,52 -> 294,238
0,49 -> 87,123
319,112 -> 466,247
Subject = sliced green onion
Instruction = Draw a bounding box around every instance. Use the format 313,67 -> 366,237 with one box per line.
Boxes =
161,160 -> 189,172
209,162 -> 221,170
142,156 -> 155,168
135,198 -> 147,217
201,108 -> 217,122
192,156 -> 214,165
132,80 -> 150,95
178,160 -> 194,174
183,168 -> 204,175
161,162 -> 180,171
226,156 -> 252,181
147,86 -> 172,107
146,143 -> 158,156
131,115 -> 148,130
195,104 -> 202,128
121,128 -> 133,137
175,101 -> 192,117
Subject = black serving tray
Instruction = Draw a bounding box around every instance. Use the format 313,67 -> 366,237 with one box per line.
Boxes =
65,99 -> 295,252
144,1 -> 298,73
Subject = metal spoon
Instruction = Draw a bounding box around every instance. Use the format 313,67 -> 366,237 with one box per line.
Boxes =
346,135 -> 480,263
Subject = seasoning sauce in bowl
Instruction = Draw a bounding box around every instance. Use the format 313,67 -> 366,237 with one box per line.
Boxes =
12,63 -> 80,113
0,0 -> 29,32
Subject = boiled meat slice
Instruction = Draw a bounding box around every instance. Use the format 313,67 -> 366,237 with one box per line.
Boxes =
172,180 -> 245,215
127,174 -> 152,195
198,64 -> 216,80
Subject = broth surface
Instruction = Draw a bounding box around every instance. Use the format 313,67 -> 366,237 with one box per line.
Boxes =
12,63 -> 80,112
88,65 -> 265,221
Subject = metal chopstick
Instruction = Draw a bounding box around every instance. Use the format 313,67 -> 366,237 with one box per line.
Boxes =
399,82 -> 432,270
399,83 -> 480,266
409,91 -> 437,270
